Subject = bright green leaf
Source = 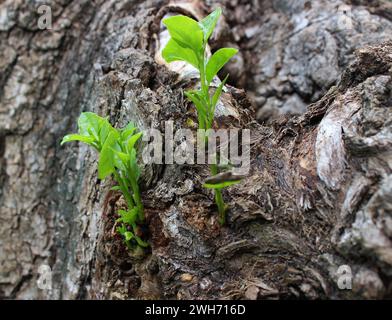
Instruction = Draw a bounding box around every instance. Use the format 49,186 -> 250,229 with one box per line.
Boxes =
162,15 -> 203,52
98,147 -> 114,180
162,38 -> 200,69
129,149 -> 141,182
77,112 -> 104,137
124,231 -> 133,241
118,209 -> 127,216
185,90 -> 208,129
117,208 -> 138,225
99,118 -> 115,147
127,132 -> 143,152
206,48 -> 238,84
112,149 -> 130,171
117,224 -> 127,236
62,112 -> 114,151
198,7 -> 222,42
129,149 -> 140,181
97,131 -> 118,180
60,134 -> 95,146
121,125 -> 137,140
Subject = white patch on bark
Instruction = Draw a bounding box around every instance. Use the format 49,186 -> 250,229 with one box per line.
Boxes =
315,96 -> 360,190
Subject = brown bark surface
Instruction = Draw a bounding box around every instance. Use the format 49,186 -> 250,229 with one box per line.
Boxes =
0,0 -> 391,299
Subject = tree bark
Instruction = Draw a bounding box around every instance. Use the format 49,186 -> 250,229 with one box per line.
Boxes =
0,0 -> 391,299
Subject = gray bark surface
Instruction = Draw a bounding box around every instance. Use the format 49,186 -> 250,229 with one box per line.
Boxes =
0,0 -> 391,299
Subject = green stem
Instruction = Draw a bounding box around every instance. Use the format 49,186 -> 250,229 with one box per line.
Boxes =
199,47 -> 227,225
130,175 -> 144,222
120,159 -> 144,223
199,47 -> 209,100
113,171 -> 135,209
215,189 -> 226,225
199,47 -> 211,131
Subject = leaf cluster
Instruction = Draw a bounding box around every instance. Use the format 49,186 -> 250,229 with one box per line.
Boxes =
162,8 -> 243,223
61,112 -> 146,248
162,8 -> 238,130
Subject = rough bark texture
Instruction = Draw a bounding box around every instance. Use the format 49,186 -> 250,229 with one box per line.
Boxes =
0,0 -> 391,300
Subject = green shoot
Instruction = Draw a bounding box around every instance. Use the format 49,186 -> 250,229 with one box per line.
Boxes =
162,8 -> 241,225
61,112 -> 147,249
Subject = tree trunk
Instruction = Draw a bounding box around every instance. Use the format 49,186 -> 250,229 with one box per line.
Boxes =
0,0 -> 391,299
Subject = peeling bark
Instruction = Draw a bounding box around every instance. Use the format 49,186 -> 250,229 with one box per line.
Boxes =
0,0 -> 391,300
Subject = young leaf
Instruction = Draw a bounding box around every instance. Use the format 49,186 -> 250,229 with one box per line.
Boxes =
77,112 -> 104,138
203,180 -> 241,189
112,149 -> 131,172
211,74 -> 229,111
198,7 -> 222,42
184,90 -> 208,129
162,38 -> 200,69
205,48 -> 238,84
127,132 -> 143,153
110,186 -> 121,191
99,118 -> 115,147
117,224 -> 127,236
98,147 -> 114,180
117,209 -> 128,218
62,112 -> 147,247
162,15 -> 203,52
117,208 -> 138,225
124,231 -> 134,241
129,149 -> 140,181
60,134 -> 96,147
97,131 -> 118,180
121,123 -> 137,140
